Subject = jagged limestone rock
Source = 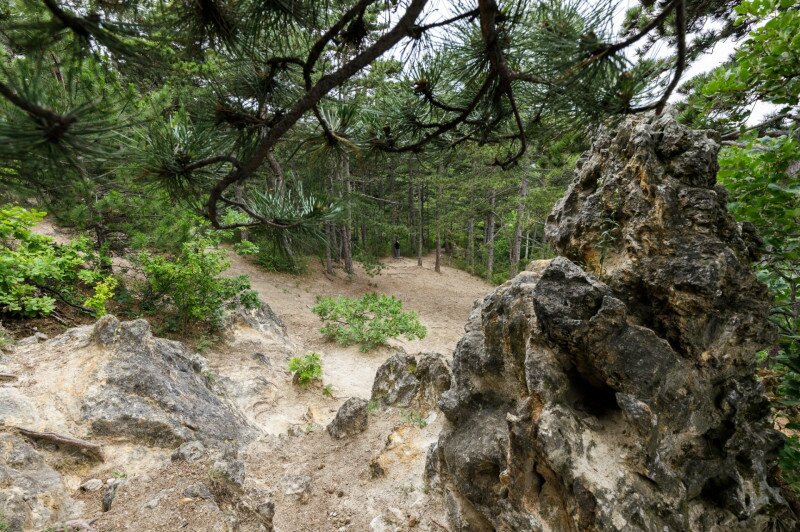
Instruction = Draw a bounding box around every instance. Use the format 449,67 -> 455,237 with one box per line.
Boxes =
327,397 -> 369,439
433,113 -> 795,530
371,352 -> 452,409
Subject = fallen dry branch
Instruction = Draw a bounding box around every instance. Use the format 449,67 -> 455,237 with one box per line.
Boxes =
9,426 -> 105,462
0,373 -> 17,382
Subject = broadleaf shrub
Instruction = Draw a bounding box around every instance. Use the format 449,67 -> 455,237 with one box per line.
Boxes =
137,235 -> 259,330
288,352 -> 323,385
0,205 -> 115,317
312,293 -> 426,352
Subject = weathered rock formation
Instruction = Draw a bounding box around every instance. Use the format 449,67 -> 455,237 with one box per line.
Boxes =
371,352 -> 452,410
327,397 -> 369,439
85,316 -> 250,446
431,113 -> 796,530
0,433 -> 79,530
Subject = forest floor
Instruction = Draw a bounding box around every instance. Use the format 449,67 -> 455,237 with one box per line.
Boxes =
20,220 -> 496,530
224,250 -> 493,406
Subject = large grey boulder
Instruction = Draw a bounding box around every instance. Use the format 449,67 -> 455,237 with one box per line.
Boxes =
82,316 -> 249,447
433,113 -> 796,530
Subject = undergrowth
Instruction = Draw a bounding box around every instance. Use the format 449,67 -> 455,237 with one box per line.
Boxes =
312,293 -> 426,352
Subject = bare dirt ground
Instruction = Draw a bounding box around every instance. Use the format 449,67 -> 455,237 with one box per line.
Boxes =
224,252 -> 493,403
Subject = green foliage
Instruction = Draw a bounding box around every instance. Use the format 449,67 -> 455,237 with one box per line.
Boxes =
322,384 -> 334,398
233,240 -> 259,256
288,352 -> 323,385
83,276 -> 118,318
401,410 -> 428,429
781,435 -> 800,493
137,235 -> 259,330
0,205 -> 113,317
313,293 -> 427,352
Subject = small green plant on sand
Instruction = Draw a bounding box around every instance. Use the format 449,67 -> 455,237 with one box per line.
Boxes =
288,352 -> 323,385
322,384 -> 334,397
312,293 -> 427,352
402,410 -> 428,429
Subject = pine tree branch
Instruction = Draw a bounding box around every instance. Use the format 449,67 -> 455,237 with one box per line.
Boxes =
206,0 -> 431,228
414,8 -> 479,33
0,80 -> 75,130
605,0 -> 678,55
303,0 -> 377,90
629,0 -> 686,114
41,0 -> 91,38
377,73 -> 497,153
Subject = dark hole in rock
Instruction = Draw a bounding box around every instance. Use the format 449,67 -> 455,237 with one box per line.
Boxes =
735,453 -> 753,474
704,420 -> 736,453
565,366 -> 619,417
700,474 -> 737,509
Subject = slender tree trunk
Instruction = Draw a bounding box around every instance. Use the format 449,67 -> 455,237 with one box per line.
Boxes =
524,230 -> 530,260
341,157 -> 354,275
509,177 -> 528,277
486,191 -> 496,279
361,223 -> 368,251
417,181 -> 424,267
435,229 -> 441,273
434,170 -> 443,273
467,218 -> 475,271
408,160 -> 414,250
324,222 -> 334,275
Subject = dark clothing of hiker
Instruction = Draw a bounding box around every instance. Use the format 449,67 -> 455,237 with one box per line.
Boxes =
393,240 -> 400,259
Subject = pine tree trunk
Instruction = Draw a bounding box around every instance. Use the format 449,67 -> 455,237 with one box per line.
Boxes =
341,157 -> 354,275
486,191 -> 495,280
408,163 -> 415,253
324,222 -> 334,275
417,181 -> 423,267
467,218 -> 474,270
509,177 -> 528,277
435,229 -> 441,273
267,150 -> 284,191
524,230 -> 530,260
361,223 -> 368,251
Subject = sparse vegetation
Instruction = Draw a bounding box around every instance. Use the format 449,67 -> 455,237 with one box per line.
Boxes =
288,352 -> 323,385
402,410 -> 428,429
313,294 -> 427,352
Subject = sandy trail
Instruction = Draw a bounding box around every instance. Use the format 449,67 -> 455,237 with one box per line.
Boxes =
225,251 -> 493,400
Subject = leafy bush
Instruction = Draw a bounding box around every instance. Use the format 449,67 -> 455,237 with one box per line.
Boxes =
233,240 -> 259,256
0,205 -> 114,317
312,293 -> 427,352
137,235 -> 259,330
288,352 -> 323,385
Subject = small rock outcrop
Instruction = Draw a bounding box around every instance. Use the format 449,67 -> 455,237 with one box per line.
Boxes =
83,316 -> 249,446
0,433 -> 79,529
327,397 -> 369,439
371,352 -> 451,409
432,114 -> 796,530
